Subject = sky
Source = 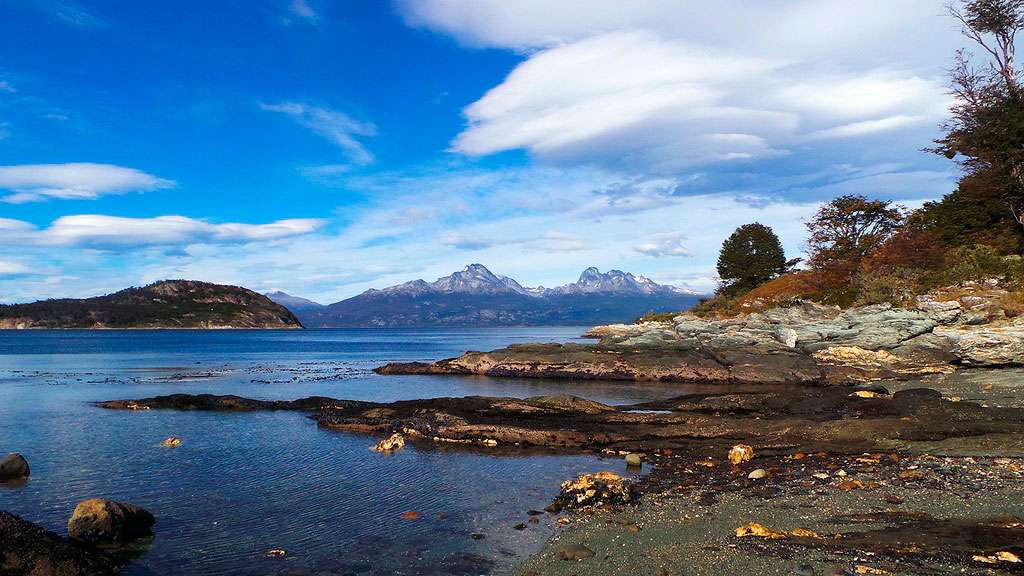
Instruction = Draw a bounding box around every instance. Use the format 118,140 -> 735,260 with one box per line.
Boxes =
0,0 -> 972,303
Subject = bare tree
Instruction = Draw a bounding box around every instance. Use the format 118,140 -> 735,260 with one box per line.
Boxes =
935,1 -> 1024,235
950,0 -> 1023,92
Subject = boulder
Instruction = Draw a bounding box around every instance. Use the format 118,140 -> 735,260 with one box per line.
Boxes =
0,452 -> 30,481
0,511 -> 121,576
67,499 -> 155,544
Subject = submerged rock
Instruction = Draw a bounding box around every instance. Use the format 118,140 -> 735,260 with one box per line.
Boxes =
371,432 -> 405,452
0,511 -> 121,575
67,499 -> 155,544
0,452 -> 30,481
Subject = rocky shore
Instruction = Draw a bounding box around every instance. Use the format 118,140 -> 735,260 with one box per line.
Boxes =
377,282 -> 1024,385
80,285 -> 1024,575
96,385 -> 1024,458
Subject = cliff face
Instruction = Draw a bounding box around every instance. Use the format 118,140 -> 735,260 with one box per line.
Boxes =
0,280 -> 303,329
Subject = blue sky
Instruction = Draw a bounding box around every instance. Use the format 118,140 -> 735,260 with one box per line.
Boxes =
0,0 -> 970,302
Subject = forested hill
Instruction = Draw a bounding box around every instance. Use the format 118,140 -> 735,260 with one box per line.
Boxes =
0,280 -> 303,329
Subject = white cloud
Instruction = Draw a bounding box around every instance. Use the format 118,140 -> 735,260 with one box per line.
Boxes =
398,0 -> 954,62
31,0 -> 108,28
400,1 -> 957,173
0,215 -> 324,248
260,102 -> 376,165
447,31 -> 948,172
0,163 -> 175,203
634,232 -> 690,257
289,0 -> 319,23
806,116 -> 927,140
0,261 -> 33,276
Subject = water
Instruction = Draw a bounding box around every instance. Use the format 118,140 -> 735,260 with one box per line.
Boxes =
0,329 -> 688,575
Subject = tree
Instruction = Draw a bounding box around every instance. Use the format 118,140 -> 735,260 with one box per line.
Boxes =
932,0 -> 1024,236
716,223 -> 788,295
806,195 -> 904,275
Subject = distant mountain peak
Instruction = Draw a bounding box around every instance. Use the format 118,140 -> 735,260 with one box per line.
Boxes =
264,291 -> 323,309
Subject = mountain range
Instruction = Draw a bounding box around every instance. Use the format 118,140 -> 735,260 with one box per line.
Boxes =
268,264 -> 702,327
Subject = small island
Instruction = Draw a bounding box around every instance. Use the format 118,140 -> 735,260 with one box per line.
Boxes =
0,280 -> 302,329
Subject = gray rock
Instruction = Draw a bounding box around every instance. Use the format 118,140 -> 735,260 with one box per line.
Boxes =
774,327 -> 798,348
954,328 -> 1024,367
0,453 -> 29,481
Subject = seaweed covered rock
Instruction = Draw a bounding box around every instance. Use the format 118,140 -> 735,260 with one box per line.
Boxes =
0,511 -> 121,575
556,471 -> 637,509
67,499 -> 155,544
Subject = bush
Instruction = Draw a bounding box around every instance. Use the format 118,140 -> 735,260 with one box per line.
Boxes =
854,268 -> 921,307
939,244 -> 1012,285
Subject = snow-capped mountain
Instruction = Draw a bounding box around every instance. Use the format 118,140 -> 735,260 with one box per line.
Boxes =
397,263 -> 531,295
363,264 -> 693,298
540,267 -> 693,296
285,264 -> 703,327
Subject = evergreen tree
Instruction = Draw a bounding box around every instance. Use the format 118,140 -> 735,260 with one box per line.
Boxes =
716,223 -> 787,295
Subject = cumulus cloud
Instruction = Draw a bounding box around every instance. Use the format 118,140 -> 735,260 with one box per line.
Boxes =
0,163 -> 175,203
634,232 -> 691,257
260,102 -> 376,165
0,215 -> 324,248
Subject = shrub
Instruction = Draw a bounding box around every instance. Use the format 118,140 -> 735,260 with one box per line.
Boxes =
939,244 -> 1011,285
854,268 -> 921,307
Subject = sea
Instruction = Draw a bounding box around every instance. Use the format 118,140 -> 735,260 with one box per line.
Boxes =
0,328 -> 688,575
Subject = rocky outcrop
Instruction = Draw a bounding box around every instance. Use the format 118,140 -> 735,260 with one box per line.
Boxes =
67,499 -> 155,544
0,452 -> 30,481
379,284 -> 1024,384
377,342 -> 823,385
0,511 -> 121,575
99,389 -> 1024,458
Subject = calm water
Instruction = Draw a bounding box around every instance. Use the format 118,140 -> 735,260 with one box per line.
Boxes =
0,329 -> 688,576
